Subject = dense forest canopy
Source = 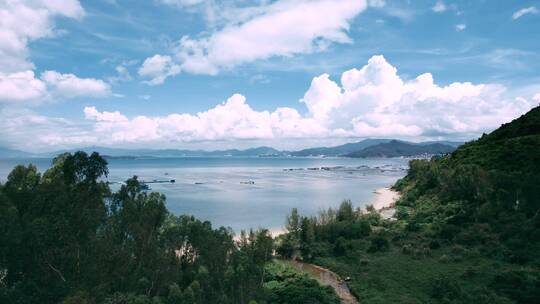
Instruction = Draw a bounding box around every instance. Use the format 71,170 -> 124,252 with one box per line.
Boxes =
0,152 -> 337,304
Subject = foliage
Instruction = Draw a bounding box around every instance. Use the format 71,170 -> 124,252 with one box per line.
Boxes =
0,151 -> 315,304
276,106 -> 540,303
263,262 -> 339,304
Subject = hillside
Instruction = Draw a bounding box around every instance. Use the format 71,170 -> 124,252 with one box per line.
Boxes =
346,140 -> 456,158
275,106 -> 540,304
0,147 -> 34,158
444,107 -> 540,174
1,140 -> 461,159
290,139 -> 391,156
42,146 -> 285,158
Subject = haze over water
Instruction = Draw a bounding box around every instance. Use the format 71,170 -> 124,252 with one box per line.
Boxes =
0,157 -> 408,232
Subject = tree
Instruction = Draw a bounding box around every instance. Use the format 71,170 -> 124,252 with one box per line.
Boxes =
337,200 -> 354,222
276,235 -> 295,259
286,208 -> 301,239
333,237 -> 348,256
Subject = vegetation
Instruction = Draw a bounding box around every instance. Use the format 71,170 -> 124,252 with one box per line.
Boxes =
276,106 -> 540,303
2,106 -> 539,303
263,261 -> 340,304
346,140 -> 456,158
0,152 -> 337,304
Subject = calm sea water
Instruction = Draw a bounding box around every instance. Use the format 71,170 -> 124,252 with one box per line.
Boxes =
0,157 -> 408,232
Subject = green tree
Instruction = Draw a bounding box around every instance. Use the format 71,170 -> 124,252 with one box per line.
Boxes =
337,200 -> 354,222
286,208 -> 301,240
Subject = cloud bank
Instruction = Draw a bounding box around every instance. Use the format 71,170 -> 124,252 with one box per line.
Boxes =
0,0 -> 84,73
0,71 -> 111,104
140,0 -> 368,83
0,0 -> 111,104
40,55 -> 533,149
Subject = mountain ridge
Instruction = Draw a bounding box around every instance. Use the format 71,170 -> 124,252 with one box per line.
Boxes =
346,140 -> 457,158
0,139 -> 464,158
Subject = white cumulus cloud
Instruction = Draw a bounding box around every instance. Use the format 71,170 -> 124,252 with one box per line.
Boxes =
512,6 -> 538,20
0,0 -> 112,105
138,55 -> 181,85
455,23 -> 466,31
0,71 -> 47,103
0,0 -> 84,73
81,56 -> 536,146
41,71 -> 111,98
432,1 -> 446,13
0,70 -> 111,104
2,56 -> 536,150
140,0 -> 368,83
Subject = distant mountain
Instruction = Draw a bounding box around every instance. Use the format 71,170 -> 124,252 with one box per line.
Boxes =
40,146 -> 285,158
218,146 -> 282,156
346,140 -> 456,158
0,147 -> 34,158
416,140 -> 464,147
1,140 -> 463,159
290,139 -> 392,156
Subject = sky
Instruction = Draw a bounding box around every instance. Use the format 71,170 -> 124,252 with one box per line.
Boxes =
0,0 -> 539,152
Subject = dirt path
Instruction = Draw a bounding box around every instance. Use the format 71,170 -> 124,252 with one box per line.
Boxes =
283,260 -> 359,304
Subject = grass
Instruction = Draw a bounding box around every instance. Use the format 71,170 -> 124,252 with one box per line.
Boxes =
312,245 -> 514,304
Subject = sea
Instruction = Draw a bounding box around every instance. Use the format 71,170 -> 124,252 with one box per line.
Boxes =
0,157 -> 409,233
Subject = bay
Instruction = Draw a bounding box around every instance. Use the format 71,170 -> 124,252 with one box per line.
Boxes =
0,157 -> 408,232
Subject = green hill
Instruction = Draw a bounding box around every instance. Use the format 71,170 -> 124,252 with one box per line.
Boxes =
346,140 -> 456,158
275,106 -> 540,304
444,107 -> 540,174
290,139 -> 392,156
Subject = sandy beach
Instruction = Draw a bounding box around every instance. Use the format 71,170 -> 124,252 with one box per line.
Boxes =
372,187 -> 401,210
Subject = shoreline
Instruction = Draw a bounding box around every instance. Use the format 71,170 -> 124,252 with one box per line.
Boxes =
267,187 -> 401,239
371,187 -> 401,211
372,187 -> 401,219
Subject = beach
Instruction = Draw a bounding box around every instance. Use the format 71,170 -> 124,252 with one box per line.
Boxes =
268,186 -> 402,238
372,187 -> 401,210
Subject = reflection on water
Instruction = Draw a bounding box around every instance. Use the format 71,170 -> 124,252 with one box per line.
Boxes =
0,157 -> 408,232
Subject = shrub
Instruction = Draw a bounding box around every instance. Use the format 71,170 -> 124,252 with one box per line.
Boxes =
401,244 -> 413,255
456,223 -> 497,246
430,275 -> 462,301
333,237 -> 348,256
349,220 -> 372,238
395,206 -> 409,220
428,239 -> 441,249
405,221 -> 421,232
413,247 -> 431,259
438,224 -> 460,240
491,269 -> 540,303
461,266 -> 478,278
439,254 -> 451,263
451,244 -> 467,255
367,234 -> 389,253
276,236 -> 296,258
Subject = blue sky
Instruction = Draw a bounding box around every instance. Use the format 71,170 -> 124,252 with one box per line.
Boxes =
1,0 -> 539,151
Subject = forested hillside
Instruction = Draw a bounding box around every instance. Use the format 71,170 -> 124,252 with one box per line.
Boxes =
275,106 -> 540,303
346,140 -> 455,158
